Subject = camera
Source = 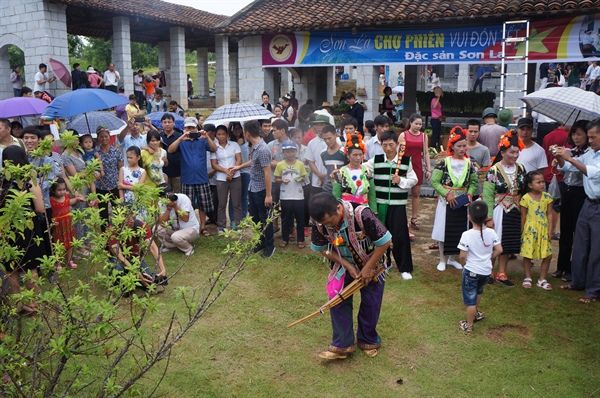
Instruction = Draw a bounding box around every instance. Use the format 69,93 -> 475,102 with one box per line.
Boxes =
134,116 -> 145,123
189,132 -> 199,140
168,194 -> 178,202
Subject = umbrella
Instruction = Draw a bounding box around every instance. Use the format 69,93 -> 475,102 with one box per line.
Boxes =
205,102 -> 274,125
147,112 -> 184,131
0,97 -> 48,118
43,89 -> 129,119
521,87 -> 600,126
67,111 -> 126,136
391,85 -> 404,94
49,58 -> 72,88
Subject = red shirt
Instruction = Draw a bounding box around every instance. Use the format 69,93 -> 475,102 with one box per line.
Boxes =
542,127 -> 569,183
303,128 -> 316,146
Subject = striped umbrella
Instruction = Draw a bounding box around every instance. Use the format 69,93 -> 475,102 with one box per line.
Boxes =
521,87 -> 600,126
205,102 -> 274,126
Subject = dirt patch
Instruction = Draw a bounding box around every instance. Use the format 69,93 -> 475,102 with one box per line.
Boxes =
486,323 -> 531,343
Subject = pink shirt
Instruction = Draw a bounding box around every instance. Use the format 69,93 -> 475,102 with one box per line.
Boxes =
430,97 -> 442,119
88,73 -> 102,88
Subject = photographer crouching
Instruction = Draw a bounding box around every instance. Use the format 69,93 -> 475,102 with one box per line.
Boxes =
156,191 -> 200,256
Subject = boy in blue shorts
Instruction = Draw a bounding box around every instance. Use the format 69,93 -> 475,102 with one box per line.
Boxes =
457,202 -> 502,333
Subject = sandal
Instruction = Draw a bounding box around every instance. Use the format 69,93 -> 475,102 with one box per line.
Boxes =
474,311 -> 485,322
536,279 -> 552,290
522,278 -> 533,289
410,217 -> 420,230
578,296 -> 598,304
428,242 -> 439,250
496,272 -> 514,286
560,284 -> 577,290
297,242 -> 306,249
200,229 -> 211,237
279,241 -> 289,248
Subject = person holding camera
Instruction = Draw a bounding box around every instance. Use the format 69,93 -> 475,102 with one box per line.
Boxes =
157,192 -> 200,256
167,117 -> 216,236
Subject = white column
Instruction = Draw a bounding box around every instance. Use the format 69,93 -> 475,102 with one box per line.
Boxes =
215,34 -> 230,106
355,66 -> 379,121
157,41 -> 170,94
229,51 -> 239,102
326,66 -> 335,103
196,47 -> 209,97
457,63 -> 470,92
112,16 -> 133,94
169,26 -> 187,109
0,47 -> 12,99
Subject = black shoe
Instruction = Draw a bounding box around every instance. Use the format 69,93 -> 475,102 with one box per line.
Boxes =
551,271 -> 564,278
498,278 -> 514,286
253,245 -> 264,254
262,246 -> 276,258
561,273 -> 572,282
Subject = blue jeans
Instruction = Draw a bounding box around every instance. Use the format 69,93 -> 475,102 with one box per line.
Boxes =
13,88 -> 21,97
230,172 -> 250,221
248,189 -> 274,255
461,269 -> 489,306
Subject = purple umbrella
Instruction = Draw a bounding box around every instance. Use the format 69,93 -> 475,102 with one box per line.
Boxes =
0,97 -> 49,118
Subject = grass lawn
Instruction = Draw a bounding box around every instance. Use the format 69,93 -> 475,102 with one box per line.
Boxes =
137,197 -> 599,397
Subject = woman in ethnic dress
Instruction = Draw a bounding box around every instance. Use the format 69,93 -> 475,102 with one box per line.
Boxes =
482,130 -> 526,286
431,127 -> 478,272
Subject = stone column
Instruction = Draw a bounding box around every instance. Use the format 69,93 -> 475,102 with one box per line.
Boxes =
354,65 -> 379,121
112,16 -> 133,94
403,65 -> 418,116
229,51 -> 239,102
196,47 -> 209,97
457,63 -> 470,92
326,66 -> 335,103
215,34 -> 230,107
157,41 -> 170,94
0,47 -> 12,99
169,26 -> 187,109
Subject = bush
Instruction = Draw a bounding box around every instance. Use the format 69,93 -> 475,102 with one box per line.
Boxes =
416,91 -> 496,117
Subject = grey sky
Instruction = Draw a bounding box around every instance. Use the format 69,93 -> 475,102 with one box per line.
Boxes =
163,0 -> 254,16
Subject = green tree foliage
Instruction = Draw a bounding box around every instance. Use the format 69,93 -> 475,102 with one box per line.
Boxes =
7,45 -> 24,69
131,42 -> 158,70
72,36 -> 158,72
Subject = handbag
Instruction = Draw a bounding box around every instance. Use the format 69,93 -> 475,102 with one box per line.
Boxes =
326,264 -> 346,299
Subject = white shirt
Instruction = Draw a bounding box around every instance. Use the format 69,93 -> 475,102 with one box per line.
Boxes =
590,65 -> 600,80
134,75 -> 143,91
365,135 -> 384,160
34,71 -> 49,92
210,141 -> 241,181
165,194 -> 200,233
121,134 -> 147,161
103,69 -> 120,87
585,64 -> 594,78
458,228 -> 500,276
305,135 -> 342,187
518,142 -> 548,172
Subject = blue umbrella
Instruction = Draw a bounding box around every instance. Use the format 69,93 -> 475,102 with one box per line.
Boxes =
147,112 -> 184,131
67,111 -> 126,136
43,88 -> 129,119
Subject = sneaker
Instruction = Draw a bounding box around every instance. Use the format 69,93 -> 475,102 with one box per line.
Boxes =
318,350 -> 348,360
401,272 -> 413,280
184,248 -> 195,257
474,311 -> 485,322
447,259 -> 463,270
262,246 -> 276,258
160,247 -> 173,253
458,320 -> 473,333
436,262 -> 446,272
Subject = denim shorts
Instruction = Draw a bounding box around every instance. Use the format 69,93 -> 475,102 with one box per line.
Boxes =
462,269 -> 490,306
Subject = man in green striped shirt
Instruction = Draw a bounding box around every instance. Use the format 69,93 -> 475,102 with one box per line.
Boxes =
364,131 -> 418,280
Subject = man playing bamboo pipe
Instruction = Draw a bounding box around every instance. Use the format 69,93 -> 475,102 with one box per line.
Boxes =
310,192 -> 392,360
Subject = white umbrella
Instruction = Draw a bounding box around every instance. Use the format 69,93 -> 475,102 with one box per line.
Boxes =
521,87 -> 600,126
205,102 -> 274,126
391,85 -> 404,94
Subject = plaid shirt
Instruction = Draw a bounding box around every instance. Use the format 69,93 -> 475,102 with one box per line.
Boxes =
249,140 -> 272,192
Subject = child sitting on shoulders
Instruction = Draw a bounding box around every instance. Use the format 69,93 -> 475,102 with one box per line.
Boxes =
458,201 -> 502,333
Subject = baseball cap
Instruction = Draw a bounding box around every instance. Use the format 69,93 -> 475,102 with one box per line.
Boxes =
482,107 -> 497,119
281,140 -> 297,151
517,117 -> 533,128
184,117 -> 198,128
310,113 -> 333,126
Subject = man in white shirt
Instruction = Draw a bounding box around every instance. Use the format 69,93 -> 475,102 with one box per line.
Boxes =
365,115 -> 390,160
305,113 -> 337,195
589,61 -> 600,93
157,192 -> 200,256
516,117 -> 548,173
103,63 -> 121,93
34,63 -> 56,93
118,119 -> 148,160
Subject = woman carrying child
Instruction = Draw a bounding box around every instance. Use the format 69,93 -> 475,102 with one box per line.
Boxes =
431,127 -> 478,272
520,171 -> 554,290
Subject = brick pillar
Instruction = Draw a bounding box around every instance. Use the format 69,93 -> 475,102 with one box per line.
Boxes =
112,16 -> 133,94
169,26 -> 187,109
229,51 -> 239,102
196,47 -> 209,97
158,41 -> 170,94
215,34 -> 230,107
457,63 -> 470,92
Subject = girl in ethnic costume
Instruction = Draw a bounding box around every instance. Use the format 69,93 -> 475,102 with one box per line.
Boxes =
50,177 -> 84,269
332,134 -> 376,209
520,171 -> 554,290
482,130 -> 526,286
431,127 -> 479,272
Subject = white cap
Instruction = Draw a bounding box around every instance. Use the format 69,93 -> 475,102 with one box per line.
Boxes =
184,117 -> 198,128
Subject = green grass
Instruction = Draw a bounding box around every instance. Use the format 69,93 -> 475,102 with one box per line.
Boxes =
132,197 -> 600,397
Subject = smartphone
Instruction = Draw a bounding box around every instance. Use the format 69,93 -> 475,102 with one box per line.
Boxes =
189,132 -> 199,140
134,116 -> 145,123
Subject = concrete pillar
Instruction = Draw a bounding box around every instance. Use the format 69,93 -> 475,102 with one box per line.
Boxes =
326,66 -> 335,104
215,34 -> 230,106
0,47 -> 12,99
229,52 -> 239,101
112,16 -> 133,94
404,65 -> 418,116
158,41 -> 170,93
355,65 -> 379,121
169,26 -> 187,109
457,63 -> 470,92
196,47 -> 209,97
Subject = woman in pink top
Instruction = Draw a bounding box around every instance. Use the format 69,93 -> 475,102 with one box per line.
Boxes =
430,86 -> 443,149
400,114 -> 432,230
86,67 -> 103,88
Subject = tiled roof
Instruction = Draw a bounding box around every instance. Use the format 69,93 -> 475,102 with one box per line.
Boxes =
218,0 -> 600,34
55,0 -> 228,29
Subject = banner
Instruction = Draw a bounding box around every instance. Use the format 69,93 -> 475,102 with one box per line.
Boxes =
262,14 -> 600,66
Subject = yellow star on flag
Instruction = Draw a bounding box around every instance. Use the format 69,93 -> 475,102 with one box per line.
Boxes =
514,27 -> 553,55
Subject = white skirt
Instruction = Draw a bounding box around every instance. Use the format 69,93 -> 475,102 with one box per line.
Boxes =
431,197 -> 447,242
492,205 -> 504,243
